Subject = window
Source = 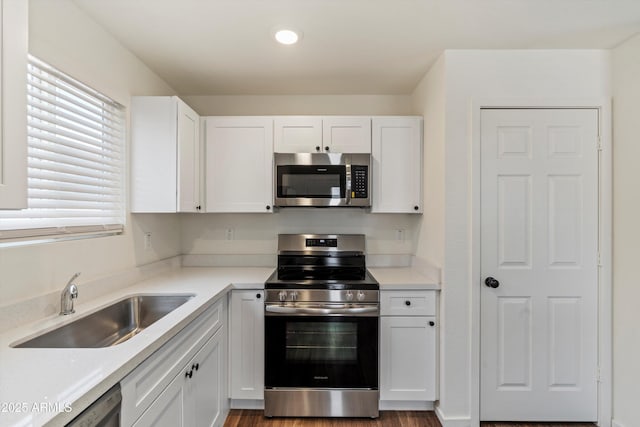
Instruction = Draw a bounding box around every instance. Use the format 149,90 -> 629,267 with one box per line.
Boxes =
0,56 -> 126,242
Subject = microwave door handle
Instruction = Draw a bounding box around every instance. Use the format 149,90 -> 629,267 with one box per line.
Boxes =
345,164 -> 352,205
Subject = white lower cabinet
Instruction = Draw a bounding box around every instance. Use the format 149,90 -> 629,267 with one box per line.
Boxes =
379,290 -> 437,404
133,330 -> 225,427
122,298 -> 228,427
229,290 -> 264,402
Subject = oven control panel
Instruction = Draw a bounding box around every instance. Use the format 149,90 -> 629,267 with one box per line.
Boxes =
265,289 -> 379,304
305,238 -> 337,248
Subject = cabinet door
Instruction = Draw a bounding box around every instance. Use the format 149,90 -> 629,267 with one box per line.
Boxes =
274,117 -> 322,153
0,0 -> 28,209
322,117 -> 371,153
177,99 -> 201,212
133,372 -> 187,427
380,316 -> 436,401
371,117 -> 423,213
205,117 -> 273,213
229,290 -> 264,399
192,328 -> 226,427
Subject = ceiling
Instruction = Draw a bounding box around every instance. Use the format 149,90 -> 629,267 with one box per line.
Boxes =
72,0 -> 640,95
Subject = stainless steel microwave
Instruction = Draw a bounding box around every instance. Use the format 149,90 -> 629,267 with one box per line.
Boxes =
274,153 -> 371,207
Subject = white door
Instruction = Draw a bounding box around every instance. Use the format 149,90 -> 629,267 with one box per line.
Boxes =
229,290 -> 264,400
177,99 -> 200,212
371,117 -> 422,213
322,117 -> 371,153
480,108 -> 599,421
204,117 -> 273,213
273,116 -> 322,153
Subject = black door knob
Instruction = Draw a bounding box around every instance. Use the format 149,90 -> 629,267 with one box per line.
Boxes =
484,277 -> 500,288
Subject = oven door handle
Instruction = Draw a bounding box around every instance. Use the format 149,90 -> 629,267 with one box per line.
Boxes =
265,304 -> 378,317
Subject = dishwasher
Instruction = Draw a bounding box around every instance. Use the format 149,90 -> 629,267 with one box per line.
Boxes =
66,383 -> 121,426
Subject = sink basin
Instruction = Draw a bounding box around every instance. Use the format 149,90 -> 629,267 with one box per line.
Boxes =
12,294 -> 195,348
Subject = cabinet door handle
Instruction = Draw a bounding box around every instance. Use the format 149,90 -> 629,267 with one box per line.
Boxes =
315,146 -> 321,152
429,321 -> 435,327
266,205 -> 271,211
414,205 -> 419,211
192,363 -> 199,372
324,146 -> 330,151
256,293 -> 262,299
405,300 -> 411,306
185,370 -> 193,379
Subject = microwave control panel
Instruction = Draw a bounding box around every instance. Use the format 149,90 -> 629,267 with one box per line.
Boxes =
351,165 -> 368,199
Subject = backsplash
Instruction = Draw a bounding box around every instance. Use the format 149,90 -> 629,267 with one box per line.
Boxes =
180,210 -> 421,261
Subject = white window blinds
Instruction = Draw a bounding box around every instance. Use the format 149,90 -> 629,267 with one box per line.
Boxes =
0,56 -> 126,241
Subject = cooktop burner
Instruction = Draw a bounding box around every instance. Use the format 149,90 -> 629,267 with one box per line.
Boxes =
265,234 -> 379,290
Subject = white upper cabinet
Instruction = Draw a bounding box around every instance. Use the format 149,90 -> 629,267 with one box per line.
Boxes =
274,116 -> 371,153
322,116 -> 371,153
273,116 -> 322,153
0,0 -> 28,209
371,117 -> 423,213
204,117 -> 274,213
131,96 -> 201,213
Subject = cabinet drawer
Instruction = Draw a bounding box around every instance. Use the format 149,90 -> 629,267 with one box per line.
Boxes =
121,297 -> 226,425
380,291 -> 436,316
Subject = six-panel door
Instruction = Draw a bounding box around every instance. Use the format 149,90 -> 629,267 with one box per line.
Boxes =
480,108 -> 599,421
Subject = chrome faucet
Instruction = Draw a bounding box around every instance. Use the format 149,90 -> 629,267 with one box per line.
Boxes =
60,272 -> 80,315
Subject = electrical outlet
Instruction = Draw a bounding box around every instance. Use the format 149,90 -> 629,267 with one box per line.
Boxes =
144,232 -> 152,250
225,228 -> 234,240
395,229 -> 405,241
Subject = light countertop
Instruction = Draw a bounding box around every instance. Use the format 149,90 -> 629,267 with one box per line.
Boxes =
0,265 -> 438,426
369,266 -> 440,290
0,267 -> 272,427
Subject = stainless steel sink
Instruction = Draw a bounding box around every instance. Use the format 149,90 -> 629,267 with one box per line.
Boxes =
12,294 -> 195,348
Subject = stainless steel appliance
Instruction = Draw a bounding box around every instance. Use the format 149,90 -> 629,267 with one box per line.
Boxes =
65,383 -> 121,426
264,234 -> 379,418
273,153 -> 371,208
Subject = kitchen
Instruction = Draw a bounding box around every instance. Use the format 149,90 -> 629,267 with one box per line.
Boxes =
0,1 -> 639,426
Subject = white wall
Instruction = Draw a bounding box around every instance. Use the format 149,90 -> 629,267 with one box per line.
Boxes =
0,0 -> 179,307
426,50 -> 611,425
179,95 -> 420,265
182,95 -> 412,116
611,34 -> 640,427
411,55 -> 446,269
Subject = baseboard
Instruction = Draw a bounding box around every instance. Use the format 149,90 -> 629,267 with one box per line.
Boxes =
379,400 -> 434,411
230,399 -> 265,410
435,406 -> 472,427
612,420 -> 625,427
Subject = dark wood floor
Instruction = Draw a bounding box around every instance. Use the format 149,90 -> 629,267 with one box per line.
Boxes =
223,410 -> 596,427
224,410 -> 441,426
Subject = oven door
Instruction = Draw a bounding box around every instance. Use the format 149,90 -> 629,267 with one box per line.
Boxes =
265,303 -> 378,389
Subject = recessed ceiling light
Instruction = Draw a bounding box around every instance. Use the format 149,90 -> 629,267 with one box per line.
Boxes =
274,29 -> 301,45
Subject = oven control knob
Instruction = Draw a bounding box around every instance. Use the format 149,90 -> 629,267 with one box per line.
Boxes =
278,291 -> 287,302
290,291 -> 298,301
357,291 -> 365,301
345,291 -> 354,302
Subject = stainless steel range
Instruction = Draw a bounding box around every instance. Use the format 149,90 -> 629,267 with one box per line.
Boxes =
264,234 -> 379,418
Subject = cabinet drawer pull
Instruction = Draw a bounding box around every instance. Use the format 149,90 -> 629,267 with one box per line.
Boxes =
405,300 -> 411,306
